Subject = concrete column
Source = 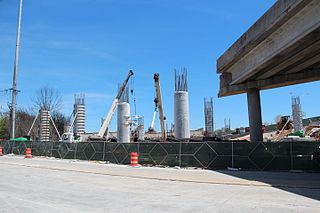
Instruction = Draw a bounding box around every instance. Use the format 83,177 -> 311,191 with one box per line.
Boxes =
247,88 -> 263,142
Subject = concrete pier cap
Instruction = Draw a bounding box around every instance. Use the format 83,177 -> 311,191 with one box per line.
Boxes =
216,0 -> 320,141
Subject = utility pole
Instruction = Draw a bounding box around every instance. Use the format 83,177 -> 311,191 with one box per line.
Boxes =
11,0 -> 23,139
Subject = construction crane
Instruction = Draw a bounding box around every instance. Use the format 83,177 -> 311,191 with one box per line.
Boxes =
148,109 -> 157,133
89,70 -> 134,141
60,112 -> 80,142
147,98 -> 158,133
153,73 -> 166,142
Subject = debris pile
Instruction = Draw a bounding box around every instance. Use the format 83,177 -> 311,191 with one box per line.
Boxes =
305,126 -> 320,140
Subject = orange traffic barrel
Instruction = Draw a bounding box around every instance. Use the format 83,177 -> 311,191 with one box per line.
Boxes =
0,145 -> 3,156
25,148 -> 32,158
130,152 -> 138,167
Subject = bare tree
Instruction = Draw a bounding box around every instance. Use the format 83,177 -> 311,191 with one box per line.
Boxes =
32,86 -> 62,112
51,111 -> 68,139
0,108 -> 37,139
31,87 -> 70,140
15,108 -> 37,138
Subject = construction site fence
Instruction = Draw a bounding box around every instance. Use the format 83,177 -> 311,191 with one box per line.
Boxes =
0,140 -> 319,171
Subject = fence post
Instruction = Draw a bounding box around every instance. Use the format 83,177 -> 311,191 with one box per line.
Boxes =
231,141 -> 234,168
50,141 -> 53,157
290,142 -> 293,170
74,142 -> 78,160
102,141 -> 106,161
179,142 -> 182,167
30,141 -> 33,154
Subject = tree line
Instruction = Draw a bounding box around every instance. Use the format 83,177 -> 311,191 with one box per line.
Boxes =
0,86 -> 68,140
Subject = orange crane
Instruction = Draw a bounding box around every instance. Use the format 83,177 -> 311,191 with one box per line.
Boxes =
153,73 -> 166,142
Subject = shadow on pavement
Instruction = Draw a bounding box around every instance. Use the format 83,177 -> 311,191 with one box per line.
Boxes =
216,170 -> 320,201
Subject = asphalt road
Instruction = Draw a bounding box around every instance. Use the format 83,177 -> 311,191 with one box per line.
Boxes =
0,156 -> 319,212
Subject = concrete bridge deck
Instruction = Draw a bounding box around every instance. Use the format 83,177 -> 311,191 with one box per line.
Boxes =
217,0 -> 320,97
217,0 -> 320,142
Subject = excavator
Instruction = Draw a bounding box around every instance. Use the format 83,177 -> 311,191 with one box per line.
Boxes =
151,73 -> 167,143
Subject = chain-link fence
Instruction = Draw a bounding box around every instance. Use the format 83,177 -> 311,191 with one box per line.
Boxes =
1,140 -> 319,171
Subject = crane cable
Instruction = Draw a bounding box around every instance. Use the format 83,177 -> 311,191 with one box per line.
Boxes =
130,76 -> 137,116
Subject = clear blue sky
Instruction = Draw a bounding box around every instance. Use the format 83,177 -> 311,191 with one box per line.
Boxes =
0,0 -> 319,133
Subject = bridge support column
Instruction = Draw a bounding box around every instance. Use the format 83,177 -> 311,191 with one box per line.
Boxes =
247,88 -> 263,142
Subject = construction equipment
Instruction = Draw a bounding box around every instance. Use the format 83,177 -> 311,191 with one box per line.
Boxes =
148,110 -> 157,133
89,70 -> 134,141
153,73 -> 166,142
147,97 -> 158,133
61,112 -> 81,142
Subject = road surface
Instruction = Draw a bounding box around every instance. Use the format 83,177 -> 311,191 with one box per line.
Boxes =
0,155 -> 319,212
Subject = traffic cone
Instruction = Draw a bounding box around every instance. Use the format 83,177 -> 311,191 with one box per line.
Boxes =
0,146 -> 3,156
25,148 -> 32,158
130,152 -> 138,167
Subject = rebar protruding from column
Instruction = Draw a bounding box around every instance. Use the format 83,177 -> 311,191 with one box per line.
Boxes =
174,68 -> 190,139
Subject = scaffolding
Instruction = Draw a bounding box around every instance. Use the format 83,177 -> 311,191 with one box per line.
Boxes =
292,96 -> 303,132
204,98 -> 214,136
73,93 -> 86,135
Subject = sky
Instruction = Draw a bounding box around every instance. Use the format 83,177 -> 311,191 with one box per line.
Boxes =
0,0 -> 319,133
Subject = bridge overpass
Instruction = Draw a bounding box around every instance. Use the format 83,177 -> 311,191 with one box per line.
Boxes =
217,0 -> 320,141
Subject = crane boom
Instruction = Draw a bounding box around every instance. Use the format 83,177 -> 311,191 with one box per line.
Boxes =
97,70 -> 134,138
154,73 -> 166,142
